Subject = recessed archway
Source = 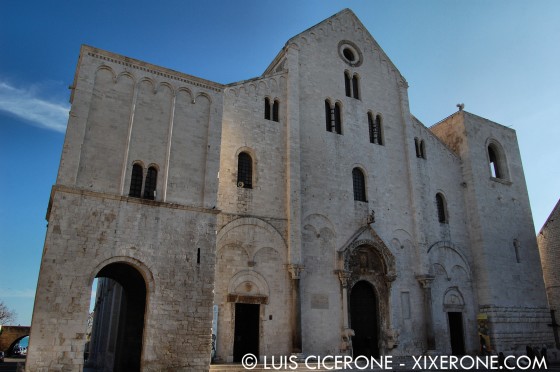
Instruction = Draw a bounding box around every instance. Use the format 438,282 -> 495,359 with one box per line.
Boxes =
86,262 -> 146,372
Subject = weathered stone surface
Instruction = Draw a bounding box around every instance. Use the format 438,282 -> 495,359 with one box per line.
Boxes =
27,9 -> 553,372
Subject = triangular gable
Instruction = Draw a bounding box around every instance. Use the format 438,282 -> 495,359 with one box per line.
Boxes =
263,8 -> 407,86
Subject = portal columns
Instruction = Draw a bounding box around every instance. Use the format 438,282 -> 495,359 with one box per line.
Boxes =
288,264 -> 304,354
417,275 -> 436,350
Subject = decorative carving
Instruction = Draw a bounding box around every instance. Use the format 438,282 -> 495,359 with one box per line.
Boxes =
287,264 -> 304,280
367,209 -> 375,224
340,328 -> 355,353
343,238 -> 396,278
416,275 -> 435,288
335,270 -> 352,288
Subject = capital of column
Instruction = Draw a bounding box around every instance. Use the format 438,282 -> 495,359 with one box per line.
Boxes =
287,264 -> 305,280
335,270 -> 353,288
416,274 -> 435,289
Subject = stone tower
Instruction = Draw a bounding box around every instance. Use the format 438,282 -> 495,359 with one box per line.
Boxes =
26,47 -> 223,371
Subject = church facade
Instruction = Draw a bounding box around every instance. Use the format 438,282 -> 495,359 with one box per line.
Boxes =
26,9 -> 553,371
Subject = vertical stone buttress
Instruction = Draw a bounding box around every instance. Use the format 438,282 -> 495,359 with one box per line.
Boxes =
286,46 -> 304,354
396,78 -> 435,350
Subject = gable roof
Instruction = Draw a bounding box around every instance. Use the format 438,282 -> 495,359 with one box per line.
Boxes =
262,8 -> 407,85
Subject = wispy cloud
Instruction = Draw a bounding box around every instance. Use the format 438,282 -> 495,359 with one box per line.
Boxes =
0,81 -> 70,133
0,288 -> 36,298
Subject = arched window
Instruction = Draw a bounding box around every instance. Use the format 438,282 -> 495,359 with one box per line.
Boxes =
345,72 -> 352,97
415,138 -> 426,158
129,164 -> 143,198
420,140 -> 426,159
143,166 -> 157,200
436,193 -> 448,223
374,115 -> 383,145
264,97 -> 271,120
352,74 -> 360,100
344,72 -> 360,99
237,152 -> 252,189
325,100 -> 333,132
368,113 -> 376,144
352,168 -> 367,202
334,102 -> 342,134
488,144 -> 502,179
272,100 -> 279,122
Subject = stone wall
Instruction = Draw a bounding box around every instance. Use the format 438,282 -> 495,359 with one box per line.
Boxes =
537,199 -> 560,350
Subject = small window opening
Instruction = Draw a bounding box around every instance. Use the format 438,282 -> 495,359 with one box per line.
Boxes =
325,100 -> 333,132
272,100 -> 279,122
513,239 -> 521,263
264,97 -> 271,120
415,138 -> 426,158
143,166 -> 157,200
352,168 -> 367,202
129,164 -> 143,198
325,100 -> 342,134
343,48 -> 355,62
436,193 -> 448,224
237,152 -> 253,189
345,72 -> 352,97
334,102 -> 342,134
197,248 -> 201,265
488,145 -> 502,178
352,74 -> 360,100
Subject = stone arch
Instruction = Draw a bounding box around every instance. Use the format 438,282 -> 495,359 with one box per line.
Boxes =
89,255 -> 155,294
217,217 -> 287,259
157,81 -> 174,96
433,263 -> 450,280
485,138 -> 510,180
427,241 -> 471,280
194,91 -> 212,104
95,65 -> 117,82
342,238 -> 396,278
443,287 -> 465,311
87,259 -> 151,371
303,213 -> 336,237
137,77 -> 156,92
176,87 -> 193,102
7,335 -> 27,356
247,83 -> 257,97
117,71 -> 135,84
228,270 -> 270,299
340,238 -> 397,355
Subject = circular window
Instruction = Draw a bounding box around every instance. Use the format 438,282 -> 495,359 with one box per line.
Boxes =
338,41 -> 363,67
343,48 -> 355,62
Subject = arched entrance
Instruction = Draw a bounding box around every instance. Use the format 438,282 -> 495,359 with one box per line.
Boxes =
350,281 -> 379,358
87,262 -> 146,372
337,236 -> 397,356
7,335 -> 29,357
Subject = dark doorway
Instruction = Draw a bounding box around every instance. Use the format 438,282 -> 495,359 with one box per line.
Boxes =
233,303 -> 260,362
448,312 -> 465,355
87,263 -> 146,372
350,281 -> 379,358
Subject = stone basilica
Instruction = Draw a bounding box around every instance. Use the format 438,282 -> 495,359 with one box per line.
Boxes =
26,9 -> 553,372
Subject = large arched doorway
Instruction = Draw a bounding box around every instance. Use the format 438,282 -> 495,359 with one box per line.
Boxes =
350,281 -> 379,358
86,262 -> 146,372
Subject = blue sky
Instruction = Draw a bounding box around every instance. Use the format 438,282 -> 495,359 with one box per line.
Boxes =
1,1 -> 559,325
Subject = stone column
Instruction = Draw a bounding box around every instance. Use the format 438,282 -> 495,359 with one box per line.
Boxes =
288,264 -> 304,354
336,270 -> 354,355
417,275 -> 436,350
336,270 -> 353,330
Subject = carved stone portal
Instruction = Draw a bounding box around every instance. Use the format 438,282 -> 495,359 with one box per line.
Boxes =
337,237 -> 397,356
